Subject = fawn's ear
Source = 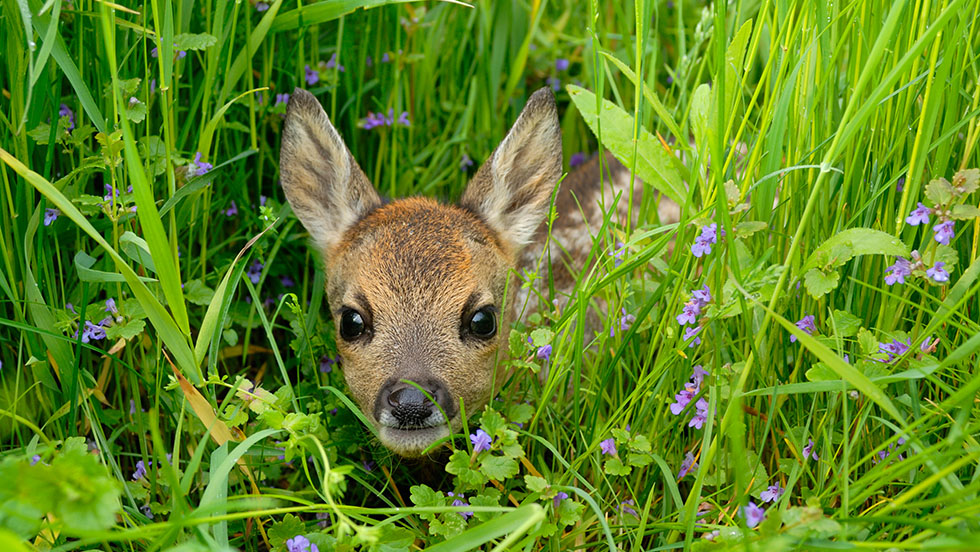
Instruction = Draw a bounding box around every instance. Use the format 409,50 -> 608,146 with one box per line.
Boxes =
280,88 -> 381,252
460,88 -> 562,251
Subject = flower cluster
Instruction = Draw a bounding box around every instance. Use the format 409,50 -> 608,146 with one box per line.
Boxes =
569,151 -> 587,167
247,260 -> 263,284
677,451 -> 698,479
609,308 -> 636,337
873,437 -> 907,465
905,201 -> 957,245
460,153 -> 474,171
884,250 -> 948,285
358,108 -> 411,129
801,438 -> 818,461
71,299 -> 119,343
676,285 -> 711,347
790,314 -> 816,343
876,337 -> 915,363
187,152 -> 213,177
691,223 -> 722,257
286,535 -> 319,552
759,483 -> 784,503
669,365 -> 710,429
446,491 -> 473,519
470,429 -> 492,452
58,103 -> 75,130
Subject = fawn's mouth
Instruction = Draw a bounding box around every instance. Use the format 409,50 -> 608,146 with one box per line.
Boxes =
377,424 -> 452,457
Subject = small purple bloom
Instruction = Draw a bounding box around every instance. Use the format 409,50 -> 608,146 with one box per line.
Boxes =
884,257 -> 912,285
691,365 -> 709,386
190,152 -> 212,176
447,491 -> 473,519
906,202 -> 931,226
470,429 -> 492,452
325,52 -> 345,72
555,58 -> 570,71
140,505 -> 154,519
608,241 -> 626,267
790,314 -> 816,343
396,111 -> 411,127
80,320 -> 107,343
676,301 -> 701,326
569,152 -> 587,167
878,338 -> 911,363
281,275 -> 295,287
691,285 -> 712,306
362,459 -> 376,472
599,438 -> 617,456
381,52 -> 391,63
316,512 -> 329,528
304,64 -> 319,86
132,460 -> 148,480
247,260 -> 263,284
677,451 -> 698,479
620,499 -> 638,517
460,154 -> 474,171
933,220 -> 955,245
44,208 -> 60,226
536,344 -> 552,361
546,77 -> 561,92
691,223 -> 719,257
688,398 -> 709,429
742,501 -> 765,528
760,483 -> 784,503
224,200 -> 238,217
926,262 -> 949,283
319,355 -> 337,373
286,535 -> 318,552
255,1 -> 269,11
275,93 -> 290,106
670,388 -> 695,415
553,491 -> 569,509
802,438 -> 818,461
31,455 -> 42,466
105,298 -> 118,315
58,103 -> 75,130
619,308 -> 636,331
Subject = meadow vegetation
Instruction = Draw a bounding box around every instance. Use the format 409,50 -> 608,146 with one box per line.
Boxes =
1,0 -> 980,550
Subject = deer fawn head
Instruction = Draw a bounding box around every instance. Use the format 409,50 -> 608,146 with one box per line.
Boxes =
279,88 -> 561,456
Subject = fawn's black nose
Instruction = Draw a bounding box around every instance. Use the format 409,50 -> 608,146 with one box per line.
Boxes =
380,380 -> 450,428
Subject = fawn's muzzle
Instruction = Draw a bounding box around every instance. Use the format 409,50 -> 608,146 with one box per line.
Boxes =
376,379 -> 453,429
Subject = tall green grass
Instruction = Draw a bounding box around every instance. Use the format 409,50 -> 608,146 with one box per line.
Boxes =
1,0 -> 979,550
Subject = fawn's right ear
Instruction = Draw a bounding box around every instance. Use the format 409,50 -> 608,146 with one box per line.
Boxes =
280,88 -> 381,252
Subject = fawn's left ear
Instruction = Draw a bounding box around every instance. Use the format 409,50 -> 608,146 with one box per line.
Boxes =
460,88 -> 562,251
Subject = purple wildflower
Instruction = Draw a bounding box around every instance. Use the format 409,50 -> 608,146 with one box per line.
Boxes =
802,438 -> 818,461
362,459 -> 376,472
132,460 -> 148,480
281,275 -> 295,287
684,326 -> 703,347
140,505 -> 154,519
688,398 -> 709,429
536,344 -> 552,361
105,298 -> 118,315
691,285 -> 712,306
275,93 -> 290,106
31,455 -> 42,466
742,501 -> 765,528
555,58 -> 570,71
325,52 -> 345,72
247,260 -> 263,284
80,320 -> 107,343
933,220 -> 955,245
676,301 -> 701,325
304,64 -> 319,86
255,1 -> 269,11
460,154 -> 474,171
677,451 -> 698,479
906,202 -> 931,226
224,200 -> 238,217
553,491 -> 569,509
760,483 -> 784,503
44,208 -> 60,226
599,438 -> 617,456
569,152 -> 587,167
790,314 -> 816,343
381,52 -> 391,63
608,241 -> 626,267
691,223 -> 719,257
691,365 -> 709,386
546,77 -> 561,92
620,499 -> 638,518
878,338 -> 911,363
286,535 -> 318,552
396,111 -> 411,127
619,308 -> 636,331
358,111 -> 387,129
926,262 -> 949,283
447,491 -> 473,519
319,355 -> 337,373
470,429 -> 492,452
884,257 -> 912,285
316,512 -> 329,528
58,103 -> 75,130
190,152 -> 212,176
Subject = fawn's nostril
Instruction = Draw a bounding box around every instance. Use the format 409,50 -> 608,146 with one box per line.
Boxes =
388,386 -> 431,408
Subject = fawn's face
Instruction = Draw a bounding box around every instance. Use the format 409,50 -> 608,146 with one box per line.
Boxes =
279,88 -> 561,456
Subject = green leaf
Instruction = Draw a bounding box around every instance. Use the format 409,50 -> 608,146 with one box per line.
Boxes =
446,450 -> 486,489
173,32 -> 217,51
950,204 -> 980,220
469,490 -> 502,523
603,456 -> 631,476
267,513 -> 305,550
507,403 -> 534,425
924,177 -> 954,205
831,309 -> 862,337
557,498 -> 585,527
184,279 -> 216,306
528,327 -> 554,347
423,504 -> 545,552
736,221 -> 767,237
567,85 -> 686,204
524,475 -> 549,493
627,452 -> 653,467
953,168 -> 979,194
480,455 -> 518,481
125,99 -> 147,123
480,408 -> 506,438
104,319 -> 145,341
802,228 -> 910,273
690,83 -> 712,148
858,327 -> 879,355
803,268 -> 840,298
270,0 -> 419,31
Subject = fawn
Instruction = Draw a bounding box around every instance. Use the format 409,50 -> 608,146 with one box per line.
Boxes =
279,87 -> 653,456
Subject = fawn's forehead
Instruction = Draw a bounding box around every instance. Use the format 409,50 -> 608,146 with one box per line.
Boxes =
328,197 -> 506,299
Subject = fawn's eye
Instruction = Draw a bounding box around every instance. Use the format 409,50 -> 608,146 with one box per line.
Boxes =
339,309 -> 367,341
467,307 -> 497,339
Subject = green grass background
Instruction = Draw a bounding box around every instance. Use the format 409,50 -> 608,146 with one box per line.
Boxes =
1,0 -> 980,550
